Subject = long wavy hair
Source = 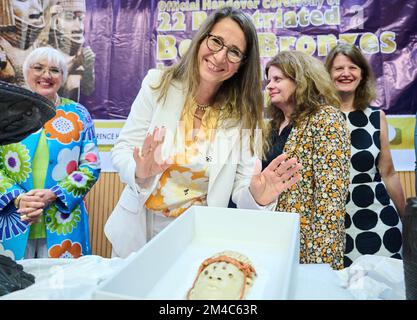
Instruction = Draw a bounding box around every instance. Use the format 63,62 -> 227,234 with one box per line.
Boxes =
153,6 -> 263,155
264,51 -> 341,150
325,43 -> 376,111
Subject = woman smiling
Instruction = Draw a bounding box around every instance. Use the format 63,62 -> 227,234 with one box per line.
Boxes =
0,47 -> 100,260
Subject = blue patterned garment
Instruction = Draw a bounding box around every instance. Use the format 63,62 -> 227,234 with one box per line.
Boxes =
0,98 -> 101,260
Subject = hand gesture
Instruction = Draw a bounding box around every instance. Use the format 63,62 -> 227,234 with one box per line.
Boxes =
250,153 -> 302,206
134,127 -> 171,181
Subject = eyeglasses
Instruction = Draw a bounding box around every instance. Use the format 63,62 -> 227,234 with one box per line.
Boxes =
206,33 -> 245,64
30,64 -> 62,78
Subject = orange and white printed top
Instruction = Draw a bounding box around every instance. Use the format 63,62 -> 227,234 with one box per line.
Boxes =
145,101 -> 219,218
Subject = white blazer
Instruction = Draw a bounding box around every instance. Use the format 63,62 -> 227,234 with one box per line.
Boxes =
104,69 -> 274,258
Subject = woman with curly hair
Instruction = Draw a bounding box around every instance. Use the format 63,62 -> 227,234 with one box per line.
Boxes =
263,50 -> 350,270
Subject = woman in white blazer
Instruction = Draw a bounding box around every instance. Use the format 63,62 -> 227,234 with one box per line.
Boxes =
104,7 -> 302,258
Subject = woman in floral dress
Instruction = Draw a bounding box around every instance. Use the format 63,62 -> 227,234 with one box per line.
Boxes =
0,47 -> 100,260
263,51 -> 351,270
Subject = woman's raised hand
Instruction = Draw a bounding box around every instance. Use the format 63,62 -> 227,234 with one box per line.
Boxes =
250,153 -> 302,206
134,127 -> 171,181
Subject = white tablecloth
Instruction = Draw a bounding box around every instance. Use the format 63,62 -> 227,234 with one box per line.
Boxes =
291,256 -> 405,300
0,254 -> 405,300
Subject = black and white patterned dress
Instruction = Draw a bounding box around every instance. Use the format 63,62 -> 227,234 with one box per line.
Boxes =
343,107 -> 402,267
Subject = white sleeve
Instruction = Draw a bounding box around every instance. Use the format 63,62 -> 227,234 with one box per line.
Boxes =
111,70 -> 161,202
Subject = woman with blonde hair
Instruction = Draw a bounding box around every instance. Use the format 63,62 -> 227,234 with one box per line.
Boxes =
325,43 -> 405,267
263,50 -> 350,269
105,7 -> 302,258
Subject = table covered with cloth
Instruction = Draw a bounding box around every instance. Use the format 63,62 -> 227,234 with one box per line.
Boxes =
0,254 -> 405,300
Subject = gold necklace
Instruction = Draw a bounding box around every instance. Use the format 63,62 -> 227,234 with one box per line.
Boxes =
196,103 -> 210,112
193,98 -> 211,112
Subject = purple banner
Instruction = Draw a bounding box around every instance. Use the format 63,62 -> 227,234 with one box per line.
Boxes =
1,0 -> 416,119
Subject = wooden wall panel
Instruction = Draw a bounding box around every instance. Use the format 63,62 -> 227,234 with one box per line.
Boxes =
85,172 -> 124,258
399,171 -> 416,199
85,171 -> 416,258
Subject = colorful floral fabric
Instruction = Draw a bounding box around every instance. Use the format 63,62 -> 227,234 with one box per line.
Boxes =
52,146 -> 80,181
44,109 -> 84,144
275,106 -> 350,270
0,172 -> 12,194
49,239 -> 82,258
45,205 -> 81,236
0,98 -> 100,260
59,167 -> 95,198
145,102 -> 218,218
0,201 -> 28,241
0,143 -> 31,183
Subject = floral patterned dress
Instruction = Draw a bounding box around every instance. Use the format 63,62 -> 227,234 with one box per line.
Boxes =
275,106 -> 350,270
0,98 -> 100,260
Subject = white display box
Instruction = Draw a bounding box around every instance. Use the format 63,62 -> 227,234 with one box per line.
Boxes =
93,206 -> 300,300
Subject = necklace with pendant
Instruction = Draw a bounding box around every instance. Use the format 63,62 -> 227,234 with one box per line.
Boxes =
193,97 -> 211,112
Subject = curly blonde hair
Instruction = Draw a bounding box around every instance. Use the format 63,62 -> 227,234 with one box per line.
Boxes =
264,51 -> 341,154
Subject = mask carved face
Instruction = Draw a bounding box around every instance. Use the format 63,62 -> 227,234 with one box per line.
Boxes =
12,0 -> 45,27
187,251 -> 256,300
54,10 -> 86,44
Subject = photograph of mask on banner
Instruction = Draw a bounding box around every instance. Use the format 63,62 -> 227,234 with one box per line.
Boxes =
0,0 -> 45,85
47,0 -> 95,101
